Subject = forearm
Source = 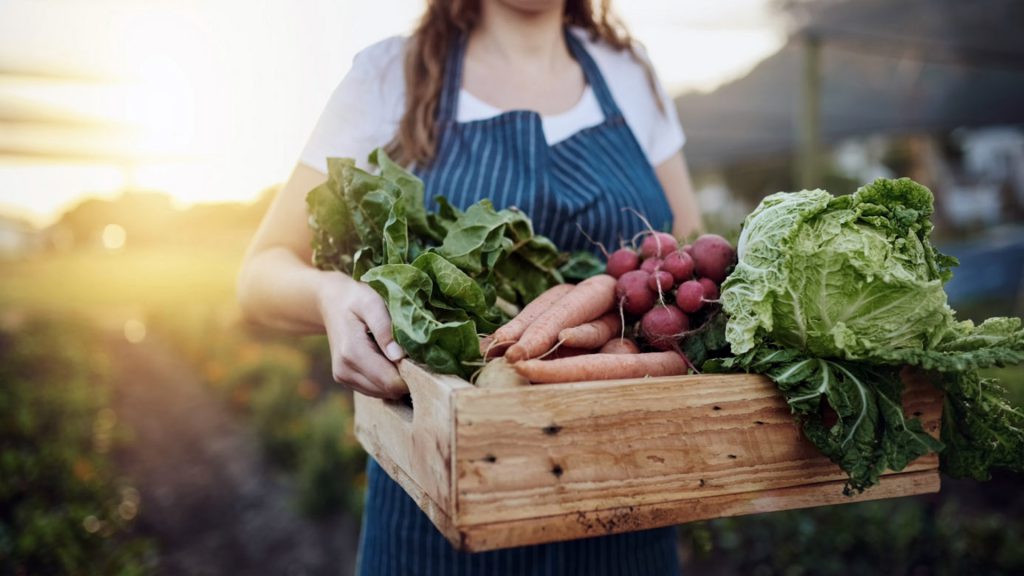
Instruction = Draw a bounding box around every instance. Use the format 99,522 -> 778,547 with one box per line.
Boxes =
237,246 -> 343,333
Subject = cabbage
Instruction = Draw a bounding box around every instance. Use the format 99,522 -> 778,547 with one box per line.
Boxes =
723,178 -> 958,358
713,178 -> 1024,492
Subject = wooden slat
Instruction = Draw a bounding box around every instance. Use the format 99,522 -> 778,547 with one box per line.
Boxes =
456,469 -> 940,552
452,372 -> 942,526
353,361 -> 468,519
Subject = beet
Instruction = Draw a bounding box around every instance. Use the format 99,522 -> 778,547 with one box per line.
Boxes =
690,234 -> 735,283
675,280 -> 705,313
640,305 -> 689,351
661,250 -> 694,282
640,232 -> 678,259
605,248 -> 640,278
698,277 -> 719,301
616,270 -> 656,316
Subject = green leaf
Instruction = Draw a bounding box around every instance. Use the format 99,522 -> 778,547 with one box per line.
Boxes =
360,264 -> 480,378
558,251 -> 605,282
937,371 -> 1024,480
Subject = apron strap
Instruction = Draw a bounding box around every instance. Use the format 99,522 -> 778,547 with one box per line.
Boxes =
437,33 -> 467,123
564,29 -> 624,121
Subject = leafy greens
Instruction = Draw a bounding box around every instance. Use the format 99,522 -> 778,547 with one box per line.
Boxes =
710,178 -> 1024,492
306,149 -> 565,378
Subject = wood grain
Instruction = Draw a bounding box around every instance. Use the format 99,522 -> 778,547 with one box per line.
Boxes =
452,371 -> 941,526
354,362 -> 945,553
457,470 -> 940,552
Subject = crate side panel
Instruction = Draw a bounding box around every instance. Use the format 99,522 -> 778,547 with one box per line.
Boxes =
453,372 -> 942,525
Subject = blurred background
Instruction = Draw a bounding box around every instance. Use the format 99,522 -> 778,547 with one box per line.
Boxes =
1,0 -> 1021,574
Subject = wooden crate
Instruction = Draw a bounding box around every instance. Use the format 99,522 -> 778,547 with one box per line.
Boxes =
354,361 -> 942,552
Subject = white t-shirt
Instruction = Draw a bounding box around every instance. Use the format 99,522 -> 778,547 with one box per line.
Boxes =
300,28 -> 685,173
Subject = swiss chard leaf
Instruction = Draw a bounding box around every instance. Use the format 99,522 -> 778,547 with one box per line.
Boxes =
360,264 -> 480,378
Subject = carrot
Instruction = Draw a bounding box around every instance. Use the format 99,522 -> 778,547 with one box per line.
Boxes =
513,351 -> 687,384
484,284 -> 575,357
504,274 -> 618,363
599,338 -> 640,354
558,312 -> 621,349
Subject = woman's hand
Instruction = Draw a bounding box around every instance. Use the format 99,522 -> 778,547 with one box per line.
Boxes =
317,272 -> 409,399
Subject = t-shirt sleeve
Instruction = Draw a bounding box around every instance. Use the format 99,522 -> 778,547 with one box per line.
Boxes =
639,48 -> 686,167
299,39 -> 404,174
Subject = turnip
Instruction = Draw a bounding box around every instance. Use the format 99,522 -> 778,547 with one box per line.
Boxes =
640,305 -> 689,351
640,257 -> 662,274
661,250 -> 694,282
475,357 -> 530,388
647,270 -> 675,294
640,232 -> 678,259
605,248 -> 640,279
690,234 -> 736,283
675,280 -> 705,313
616,270 -> 656,316
698,277 -> 719,301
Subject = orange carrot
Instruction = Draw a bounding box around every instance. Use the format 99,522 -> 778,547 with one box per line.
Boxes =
484,284 -> 575,357
558,312 -> 621,349
599,338 -> 640,354
513,351 -> 687,384
504,274 -> 618,362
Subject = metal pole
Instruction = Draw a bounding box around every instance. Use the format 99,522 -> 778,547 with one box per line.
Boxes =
797,33 -> 822,189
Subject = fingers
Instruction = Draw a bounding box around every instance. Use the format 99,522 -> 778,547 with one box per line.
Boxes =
324,310 -> 407,398
354,289 -> 405,362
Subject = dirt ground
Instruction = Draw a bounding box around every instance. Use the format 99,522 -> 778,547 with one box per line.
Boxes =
107,332 -> 361,576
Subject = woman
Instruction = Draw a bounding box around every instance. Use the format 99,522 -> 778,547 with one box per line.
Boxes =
238,0 -> 702,573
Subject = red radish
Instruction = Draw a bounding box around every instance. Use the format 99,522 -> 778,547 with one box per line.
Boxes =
682,244 -> 694,255
648,270 -> 675,293
698,277 -> 719,301
675,280 -> 705,313
640,257 -> 662,274
640,305 -> 689,350
661,250 -> 694,282
605,248 -> 640,279
616,270 -> 656,316
599,338 -> 640,354
690,234 -> 736,283
640,232 -> 678,259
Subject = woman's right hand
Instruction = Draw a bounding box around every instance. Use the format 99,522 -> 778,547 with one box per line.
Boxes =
317,272 -> 409,399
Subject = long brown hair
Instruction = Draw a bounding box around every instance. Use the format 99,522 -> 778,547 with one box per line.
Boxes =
386,0 -> 661,167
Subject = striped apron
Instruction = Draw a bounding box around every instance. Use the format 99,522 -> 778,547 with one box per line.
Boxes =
356,28 -> 680,576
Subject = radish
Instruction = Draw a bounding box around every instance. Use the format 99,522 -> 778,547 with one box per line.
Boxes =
690,234 -> 736,283
698,277 -> 719,301
605,248 -> 640,279
640,305 -> 689,351
640,257 -> 662,274
661,250 -> 694,282
640,232 -> 678,259
616,270 -> 656,316
675,280 -> 705,313
647,270 -> 675,294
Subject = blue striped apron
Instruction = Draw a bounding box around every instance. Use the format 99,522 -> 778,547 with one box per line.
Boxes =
356,29 -> 680,576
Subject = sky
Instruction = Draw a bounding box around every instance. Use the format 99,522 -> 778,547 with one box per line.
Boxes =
0,0 -> 786,226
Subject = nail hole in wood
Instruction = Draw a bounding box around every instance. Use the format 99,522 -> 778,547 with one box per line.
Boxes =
551,464 -> 564,478
754,420 -> 765,425
728,454 -> 738,459
712,406 -> 721,411
543,424 -> 563,435
699,479 -> 706,487
483,454 -> 497,463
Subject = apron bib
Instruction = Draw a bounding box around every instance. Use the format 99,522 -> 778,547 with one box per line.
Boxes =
357,28 -> 681,576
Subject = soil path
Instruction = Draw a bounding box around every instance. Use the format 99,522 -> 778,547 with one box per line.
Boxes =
106,332 -> 361,576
